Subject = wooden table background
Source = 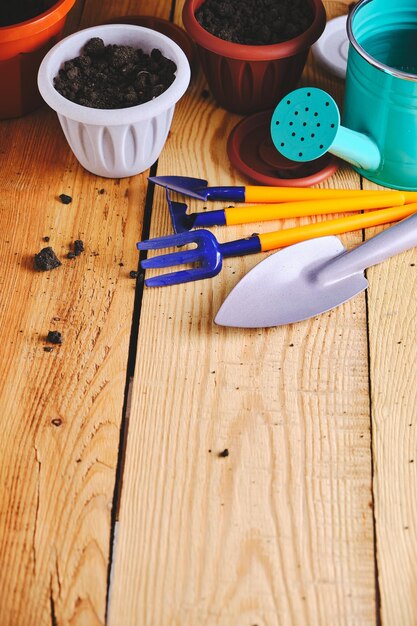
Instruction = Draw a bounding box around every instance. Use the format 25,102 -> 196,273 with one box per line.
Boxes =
0,1 -> 416,624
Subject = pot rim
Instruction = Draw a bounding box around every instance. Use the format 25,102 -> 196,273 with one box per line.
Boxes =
37,24 -> 191,125
0,0 -> 76,41
347,0 -> 417,82
182,0 -> 326,61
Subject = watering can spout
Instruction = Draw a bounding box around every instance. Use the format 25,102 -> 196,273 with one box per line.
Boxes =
270,87 -> 381,174
330,126 -> 381,172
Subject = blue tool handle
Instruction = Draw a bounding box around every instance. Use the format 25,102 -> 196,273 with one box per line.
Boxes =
205,186 -> 246,201
193,210 -> 227,227
219,235 -> 261,257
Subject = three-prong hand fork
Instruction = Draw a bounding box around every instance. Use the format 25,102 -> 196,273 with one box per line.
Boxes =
137,202 -> 417,286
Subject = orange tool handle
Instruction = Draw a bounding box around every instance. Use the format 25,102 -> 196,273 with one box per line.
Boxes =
224,192 -> 406,225
258,203 -> 417,252
244,186 -> 417,203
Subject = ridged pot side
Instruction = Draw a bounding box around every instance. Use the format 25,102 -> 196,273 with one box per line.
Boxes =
197,47 -> 310,114
182,0 -> 326,114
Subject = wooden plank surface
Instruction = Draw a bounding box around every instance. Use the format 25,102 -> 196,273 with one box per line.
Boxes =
362,178 -> 417,625
0,1 -> 171,624
0,0 -> 416,624
108,2 -> 378,625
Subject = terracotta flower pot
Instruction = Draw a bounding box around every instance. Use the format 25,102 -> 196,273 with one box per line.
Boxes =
182,0 -> 326,115
0,0 -> 76,119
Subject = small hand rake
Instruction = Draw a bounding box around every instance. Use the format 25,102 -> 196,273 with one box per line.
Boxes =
137,203 -> 417,286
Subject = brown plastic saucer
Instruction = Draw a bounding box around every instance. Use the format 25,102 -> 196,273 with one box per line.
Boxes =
227,109 -> 339,187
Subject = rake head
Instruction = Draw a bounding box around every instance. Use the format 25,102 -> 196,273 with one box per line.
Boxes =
137,229 -> 223,286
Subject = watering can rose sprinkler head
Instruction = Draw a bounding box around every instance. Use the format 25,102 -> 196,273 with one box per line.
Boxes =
270,87 -> 381,173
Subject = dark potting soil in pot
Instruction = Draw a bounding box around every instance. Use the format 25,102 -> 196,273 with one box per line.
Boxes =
53,38 -> 177,109
0,0 -> 56,27
195,0 -> 314,45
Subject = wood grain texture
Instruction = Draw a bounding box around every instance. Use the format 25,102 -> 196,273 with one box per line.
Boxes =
0,114 -> 139,626
0,0 -> 166,623
1,0 -> 415,623
108,2 -> 377,625
362,179 -> 417,626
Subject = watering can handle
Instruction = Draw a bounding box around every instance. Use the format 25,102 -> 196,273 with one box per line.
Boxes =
319,210 -> 417,283
331,126 -> 381,171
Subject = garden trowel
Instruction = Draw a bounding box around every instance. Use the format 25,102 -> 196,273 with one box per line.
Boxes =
214,212 -> 417,328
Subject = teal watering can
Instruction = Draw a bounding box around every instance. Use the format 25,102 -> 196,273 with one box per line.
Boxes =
270,0 -> 417,190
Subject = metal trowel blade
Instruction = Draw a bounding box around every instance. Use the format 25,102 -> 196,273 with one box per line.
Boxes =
214,236 -> 368,328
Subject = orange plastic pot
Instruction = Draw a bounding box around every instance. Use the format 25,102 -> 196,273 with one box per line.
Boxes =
182,0 -> 326,114
0,0 -> 76,119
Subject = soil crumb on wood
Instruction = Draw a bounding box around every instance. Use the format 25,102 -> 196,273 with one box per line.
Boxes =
74,240 -> 84,256
59,194 -> 72,204
67,239 -> 84,259
46,330 -> 62,344
196,0 -> 314,45
34,247 -> 62,271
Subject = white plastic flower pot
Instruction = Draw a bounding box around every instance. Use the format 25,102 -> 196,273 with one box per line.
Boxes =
37,24 -> 191,177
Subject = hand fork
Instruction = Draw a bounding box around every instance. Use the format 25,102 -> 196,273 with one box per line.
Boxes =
137,203 -> 417,286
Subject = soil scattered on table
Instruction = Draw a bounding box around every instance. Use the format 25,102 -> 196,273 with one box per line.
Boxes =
74,240 -> 84,255
59,194 -> 72,204
54,38 -> 177,109
67,239 -> 84,259
46,330 -> 62,344
34,247 -> 62,271
0,0 -> 55,27
195,0 -> 314,45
